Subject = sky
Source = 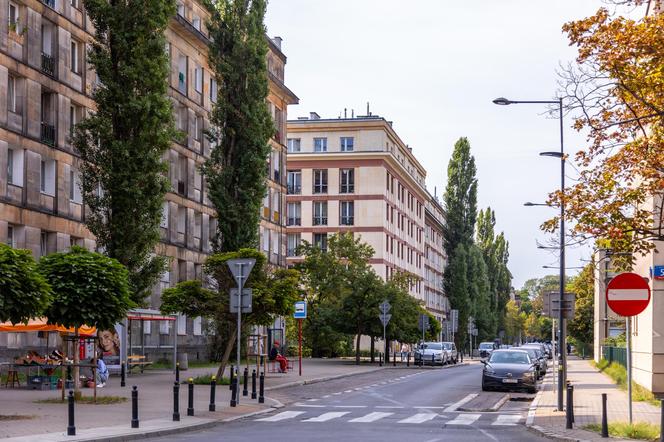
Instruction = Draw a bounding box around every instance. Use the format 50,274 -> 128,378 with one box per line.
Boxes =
265,0 -> 612,289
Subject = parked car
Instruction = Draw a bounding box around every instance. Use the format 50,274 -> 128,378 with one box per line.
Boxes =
523,342 -> 551,361
519,346 -> 547,378
481,349 -> 538,393
441,342 -> 458,364
414,342 -> 447,366
478,341 -> 497,359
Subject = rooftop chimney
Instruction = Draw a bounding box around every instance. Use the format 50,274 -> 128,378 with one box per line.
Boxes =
272,36 -> 283,50
309,112 -> 321,120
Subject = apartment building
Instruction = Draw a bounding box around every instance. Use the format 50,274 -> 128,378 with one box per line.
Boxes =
285,112 -> 438,303
424,193 -> 448,338
0,0 -> 296,357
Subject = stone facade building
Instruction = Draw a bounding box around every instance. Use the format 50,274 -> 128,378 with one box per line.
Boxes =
0,0 -> 296,358
423,192 -> 448,338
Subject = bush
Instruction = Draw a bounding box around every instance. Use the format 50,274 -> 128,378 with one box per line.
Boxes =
584,422 -> 660,441
593,359 -> 660,407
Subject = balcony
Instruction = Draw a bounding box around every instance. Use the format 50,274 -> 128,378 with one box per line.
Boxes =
340,216 -> 354,226
40,122 -> 55,147
286,217 -> 301,226
41,53 -> 56,77
340,185 -> 355,194
312,217 -> 327,226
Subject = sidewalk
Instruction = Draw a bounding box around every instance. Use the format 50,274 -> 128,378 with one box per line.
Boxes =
0,358 -> 387,441
529,356 -> 661,441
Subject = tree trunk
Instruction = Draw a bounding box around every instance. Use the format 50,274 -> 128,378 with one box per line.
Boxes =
215,327 -> 237,380
355,332 -> 361,365
370,336 -> 375,363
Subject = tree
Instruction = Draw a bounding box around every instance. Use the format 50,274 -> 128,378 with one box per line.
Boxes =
568,262 -> 595,354
39,247 -> 133,395
0,244 -> 51,324
544,4 -> 664,259
161,249 -> 300,378
74,0 -> 176,303
467,244 -> 493,340
504,300 -> 525,345
446,243 -> 469,349
203,0 -> 274,252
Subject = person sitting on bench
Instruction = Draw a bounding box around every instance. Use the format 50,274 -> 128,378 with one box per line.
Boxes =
269,341 -> 289,373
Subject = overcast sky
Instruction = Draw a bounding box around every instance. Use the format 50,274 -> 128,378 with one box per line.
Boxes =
265,0 -> 610,288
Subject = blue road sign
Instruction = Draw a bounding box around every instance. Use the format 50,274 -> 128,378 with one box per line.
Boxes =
294,301 -> 307,319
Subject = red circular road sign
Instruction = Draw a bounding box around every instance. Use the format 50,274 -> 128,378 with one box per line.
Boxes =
606,272 -> 651,317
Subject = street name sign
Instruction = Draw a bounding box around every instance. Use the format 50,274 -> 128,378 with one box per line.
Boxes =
606,272 -> 650,317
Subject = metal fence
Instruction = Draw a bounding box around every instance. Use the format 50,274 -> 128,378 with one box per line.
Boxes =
601,346 -> 627,368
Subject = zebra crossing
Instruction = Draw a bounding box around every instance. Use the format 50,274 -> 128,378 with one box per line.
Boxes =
254,409 -> 525,427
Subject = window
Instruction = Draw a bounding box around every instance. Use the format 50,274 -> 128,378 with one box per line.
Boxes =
193,317 -> 202,336
194,64 -> 203,93
287,233 -> 301,257
70,40 -> 80,73
313,233 -> 327,252
8,75 -> 16,113
313,169 -> 328,194
69,169 -> 82,203
340,137 -> 354,152
160,202 -> 169,228
71,0 -> 79,9
287,202 -> 301,226
340,201 -> 354,225
314,137 -> 327,152
262,228 -> 269,252
177,55 -> 187,94
194,114 -> 203,141
192,15 -> 201,31
287,170 -> 301,194
287,138 -> 300,153
176,2 -> 185,17
210,78 -> 217,102
40,159 -> 55,195
69,104 -> 82,139
313,201 -> 327,225
6,224 -> 15,247
177,314 -> 187,335
340,168 -> 354,193
7,148 -> 24,186
40,231 -> 49,257
9,2 -> 18,28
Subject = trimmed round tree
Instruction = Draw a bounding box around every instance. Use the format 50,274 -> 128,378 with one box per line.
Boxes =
0,243 -> 52,324
39,246 -> 133,394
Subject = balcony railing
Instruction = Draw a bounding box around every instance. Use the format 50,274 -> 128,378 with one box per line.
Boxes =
286,217 -> 300,226
312,217 -> 327,226
340,185 -> 355,193
340,216 -> 354,226
287,184 -> 301,195
41,52 -> 56,77
41,122 -> 56,147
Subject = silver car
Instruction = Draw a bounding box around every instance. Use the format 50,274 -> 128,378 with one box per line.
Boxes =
414,342 -> 448,365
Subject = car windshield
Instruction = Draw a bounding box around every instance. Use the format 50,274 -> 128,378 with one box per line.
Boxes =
479,343 -> 494,349
522,348 -> 538,358
421,343 -> 442,350
441,343 -> 452,350
489,351 -> 530,364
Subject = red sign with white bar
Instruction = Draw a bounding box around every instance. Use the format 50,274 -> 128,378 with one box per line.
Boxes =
606,272 -> 651,317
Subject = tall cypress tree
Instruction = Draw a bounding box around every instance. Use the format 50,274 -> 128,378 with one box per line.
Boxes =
74,0 -> 176,304
203,0 -> 273,252
443,137 -> 478,350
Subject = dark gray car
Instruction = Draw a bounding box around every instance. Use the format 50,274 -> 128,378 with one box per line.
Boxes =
481,349 -> 538,393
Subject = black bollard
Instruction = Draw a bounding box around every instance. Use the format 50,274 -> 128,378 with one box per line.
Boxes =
570,385 -> 575,423
173,382 -> 180,421
379,353 -> 383,367
175,362 -> 180,384
187,378 -> 194,416
407,352 -> 410,367
230,376 -> 237,407
432,354 -> 435,366
601,393 -> 608,437
121,361 -> 126,387
258,372 -> 265,404
393,351 -> 396,367
566,385 -> 573,429
243,367 -> 249,397
67,390 -> 76,436
209,376 -> 216,412
251,369 -> 257,399
131,386 -> 139,428
229,365 -> 234,390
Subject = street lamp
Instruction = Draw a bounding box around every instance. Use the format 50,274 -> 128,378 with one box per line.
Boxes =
494,95 -> 567,412
524,202 -> 549,207
543,265 -> 584,270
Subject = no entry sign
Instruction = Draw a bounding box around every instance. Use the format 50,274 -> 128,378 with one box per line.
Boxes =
606,272 -> 651,317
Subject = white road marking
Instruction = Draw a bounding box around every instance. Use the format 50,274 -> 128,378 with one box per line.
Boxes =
307,398 -> 319,402
444,393 -> 478,412
294,403 -> 325,408
255,411 -> 305,422
478,428 -> 499,441
398,413 -> 438,424
492,414 -> 522,426
413,406 -> 448,409
344,390 -> 353,393
446,413 -> 481,426
333,405 -> 367,408
376,406 -> 404,409
322,395 -> 331,399
302,411 -> 350,422
332,392 -> 342,395
348,412 -> 394,423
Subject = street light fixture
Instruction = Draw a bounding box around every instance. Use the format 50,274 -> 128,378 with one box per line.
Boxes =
524,202 -> 549,207
543,265 -> 584,270
494,95 -> 567,412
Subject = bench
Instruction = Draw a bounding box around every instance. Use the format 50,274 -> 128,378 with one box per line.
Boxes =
267,358 -> 294,373
127,355 -> 153,373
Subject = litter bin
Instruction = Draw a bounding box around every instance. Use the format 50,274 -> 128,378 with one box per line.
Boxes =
177,353 -> 189,370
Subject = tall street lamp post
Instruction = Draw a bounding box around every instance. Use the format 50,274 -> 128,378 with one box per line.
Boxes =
494,96 -> 566,412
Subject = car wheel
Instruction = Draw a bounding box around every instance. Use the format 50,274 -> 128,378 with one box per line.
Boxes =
482,383 -> 490,391
528,387 -> 537,394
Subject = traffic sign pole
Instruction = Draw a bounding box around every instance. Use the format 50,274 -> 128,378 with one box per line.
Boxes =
626,315 -> 632,424
298,318 -> 302,377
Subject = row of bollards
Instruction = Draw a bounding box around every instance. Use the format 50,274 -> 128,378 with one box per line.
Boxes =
66,364 -> 269,436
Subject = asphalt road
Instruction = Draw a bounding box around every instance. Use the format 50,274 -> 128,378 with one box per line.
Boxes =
150,363 -> 547,442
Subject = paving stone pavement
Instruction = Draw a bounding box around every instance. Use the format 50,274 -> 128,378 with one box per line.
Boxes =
529,356 -> 661,441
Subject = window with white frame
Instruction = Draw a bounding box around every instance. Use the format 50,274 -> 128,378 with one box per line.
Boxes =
176,2 -> 185,17
194,64 -> 203,93
313,201 -> 327,226
210,78 -> 217,102
177,314 -> 186,335
287,233 -> 300,257
160,320 -> 170,335
262,228 -> 269,252
193,114 -> 202,141
9,2 -> 19,28
6,224 -> 15,247
287,138 -> 300,153
313,233 -> 327,252
313,169 -> 327,194
177,55 -> 187,94
193,317 -> 202,335
8,75 -> 16,113
340,137 -> 354,152
271,230 -> 278,257
340,201 -> 354,225
40,159 -> 56,195
287,170 -> 301,194
314,137 -> 327,152
71,0 -> 80,9
7,148 -> 24,186
340,168 -> 354,193
287,202 -> 301,226
69,169 -> 82,203
192,15 -> 201,30
40,231 -> 48,257
70,39 -> 80,73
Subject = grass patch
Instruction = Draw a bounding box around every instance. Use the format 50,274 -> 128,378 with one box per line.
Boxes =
0,415 -> 35,421
584,422 -> 660,441
188,374 -> 242,385
35,395 -> 127,405
592,360 -> 661,407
